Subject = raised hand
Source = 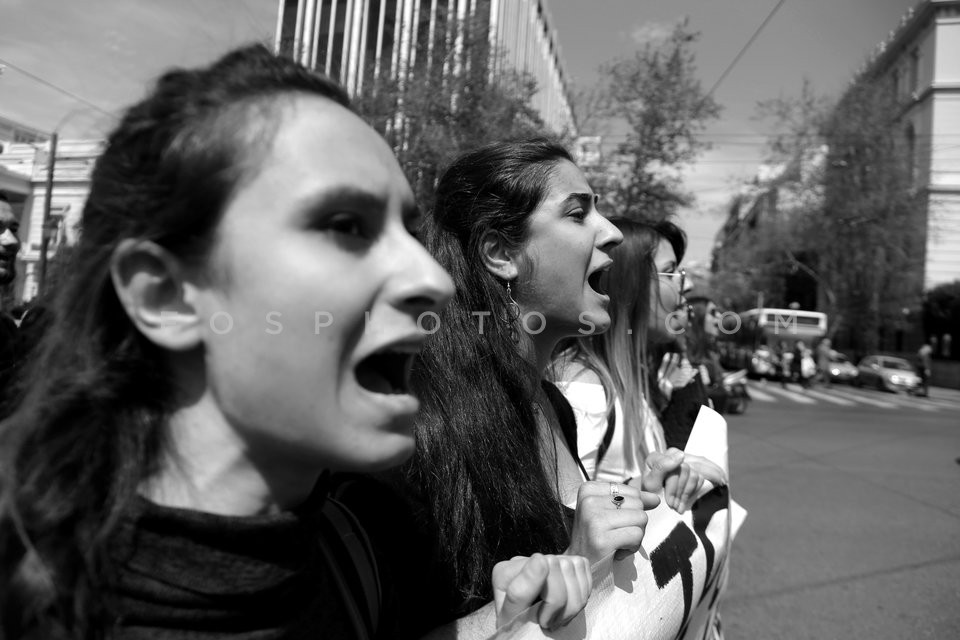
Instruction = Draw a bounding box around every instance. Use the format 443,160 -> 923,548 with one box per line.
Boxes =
492,553 -> 592,630
641,448 -> 728,514
565,480 -> 660,563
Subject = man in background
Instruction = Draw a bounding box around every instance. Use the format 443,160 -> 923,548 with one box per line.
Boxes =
0,191 -> 21,287
0,191 -> 22,415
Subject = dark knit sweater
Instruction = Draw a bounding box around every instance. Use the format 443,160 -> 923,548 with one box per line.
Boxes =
106,486 -> 361,639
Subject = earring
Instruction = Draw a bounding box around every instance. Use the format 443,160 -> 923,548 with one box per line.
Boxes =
505,281 -> 521,321
502,281 -> 522,343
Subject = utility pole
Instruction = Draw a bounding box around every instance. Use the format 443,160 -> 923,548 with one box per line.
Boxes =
38,131 -> 58,295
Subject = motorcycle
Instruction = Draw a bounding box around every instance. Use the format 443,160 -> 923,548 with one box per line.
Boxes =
721,369 -> 750,414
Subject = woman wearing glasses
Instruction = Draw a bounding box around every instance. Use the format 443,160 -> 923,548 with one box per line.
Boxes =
642,223 -> 719,451
553,217 -> 723,500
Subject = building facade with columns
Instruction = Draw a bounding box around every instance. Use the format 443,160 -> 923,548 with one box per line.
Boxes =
274,0 -> 575,134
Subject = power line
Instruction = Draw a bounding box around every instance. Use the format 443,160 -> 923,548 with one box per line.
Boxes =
0,56 -> 114,121
706,0 -> 789,98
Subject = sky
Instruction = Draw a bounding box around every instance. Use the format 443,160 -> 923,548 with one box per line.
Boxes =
0,0 -> 921,264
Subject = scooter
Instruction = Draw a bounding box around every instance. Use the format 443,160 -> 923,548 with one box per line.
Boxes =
721,369 -> 750,414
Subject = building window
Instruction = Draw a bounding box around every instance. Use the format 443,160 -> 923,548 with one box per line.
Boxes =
909,48 -> 919,95
905,124 -> 917,188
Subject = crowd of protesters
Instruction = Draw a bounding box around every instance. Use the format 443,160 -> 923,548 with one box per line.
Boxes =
0,45 -> 739,639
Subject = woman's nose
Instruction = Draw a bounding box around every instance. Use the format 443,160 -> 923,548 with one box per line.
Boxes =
393,238 -> 455,316
596,215 -> 623,250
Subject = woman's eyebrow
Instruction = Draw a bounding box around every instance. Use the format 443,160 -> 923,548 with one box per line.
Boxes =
562,193 -> 594,207
298,186 -> 385,216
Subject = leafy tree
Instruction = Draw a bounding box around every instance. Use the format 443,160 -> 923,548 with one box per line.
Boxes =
712,82 -> 835,318
352,2 -> 557,211
711,76 -> 924,353
586,20 -> 721,220
819,76 -> 924,354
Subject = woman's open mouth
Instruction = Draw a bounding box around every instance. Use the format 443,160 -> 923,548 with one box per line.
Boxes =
587,265 -> 610,296
355,349 -> 417,396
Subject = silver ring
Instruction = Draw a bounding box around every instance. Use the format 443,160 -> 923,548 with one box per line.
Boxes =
610,483 -> 624,509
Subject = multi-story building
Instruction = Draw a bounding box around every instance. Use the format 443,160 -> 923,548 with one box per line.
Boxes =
0,115 -> 48,207
274,0 -> 575,134
0,137 -> 100,302
0,115 -> 47,151
715,1 -> 960,297
864,0 -> 960,291
712,1 -> 960,358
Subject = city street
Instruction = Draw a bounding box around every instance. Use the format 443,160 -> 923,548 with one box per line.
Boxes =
722,381 -> 960,639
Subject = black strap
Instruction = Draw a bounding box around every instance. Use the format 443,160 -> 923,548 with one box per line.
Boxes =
318,495 -> 382,639
594,405 -> 617,478
542,380 -> 590,480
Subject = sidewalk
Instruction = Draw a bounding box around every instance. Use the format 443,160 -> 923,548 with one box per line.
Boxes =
923,385 -> 960,402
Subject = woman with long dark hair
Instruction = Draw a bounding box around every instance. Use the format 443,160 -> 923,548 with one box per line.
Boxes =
0,46 -> 587,639
372,138 -> 660,635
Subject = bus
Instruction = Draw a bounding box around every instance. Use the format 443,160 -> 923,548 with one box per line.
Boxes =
717,307 -> 828,378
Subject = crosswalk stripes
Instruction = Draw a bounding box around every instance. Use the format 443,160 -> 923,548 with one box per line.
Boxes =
911,396 -> 960,410
744,380 -> 960,412
745,386 -> 776,402
823,387 -> 898,409
756,384 -> 816,404
802,388 -> 856,407
849,388 -> 939,412
835,387 -> 938,412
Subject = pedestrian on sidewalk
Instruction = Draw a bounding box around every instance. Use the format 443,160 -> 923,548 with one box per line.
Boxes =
917,342 -> 933,397
816,338 -> 832,388
793,340 -> 814,389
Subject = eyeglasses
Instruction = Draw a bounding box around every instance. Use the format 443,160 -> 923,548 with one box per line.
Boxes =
657,268 -> 686,293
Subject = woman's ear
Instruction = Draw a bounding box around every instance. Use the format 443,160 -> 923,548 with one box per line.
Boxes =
110,239 -> 204,351
479,230 -> 519,281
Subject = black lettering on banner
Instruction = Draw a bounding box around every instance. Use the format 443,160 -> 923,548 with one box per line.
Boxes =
650,523 -> 699,624
675,485 -> 732,639
692,485 -> 730,587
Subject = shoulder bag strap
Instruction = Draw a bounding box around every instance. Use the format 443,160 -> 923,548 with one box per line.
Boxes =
593,404 -> 617,478
318,495 -> 382,639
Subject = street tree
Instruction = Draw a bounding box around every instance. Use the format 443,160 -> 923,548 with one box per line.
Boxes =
712,75 -> 923,353
712,81 -> 835,316
819,76 -> 925,354
587,20 -> 721,220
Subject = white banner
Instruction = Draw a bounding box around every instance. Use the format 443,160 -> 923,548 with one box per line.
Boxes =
490,407 -> 747,640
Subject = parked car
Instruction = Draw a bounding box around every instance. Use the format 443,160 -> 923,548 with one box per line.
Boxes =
854,355 -> 921,393
827,351 -> 859,384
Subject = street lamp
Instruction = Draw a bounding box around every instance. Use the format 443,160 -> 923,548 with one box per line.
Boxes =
37,130 -> 58,294
36,107 -> 91,296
